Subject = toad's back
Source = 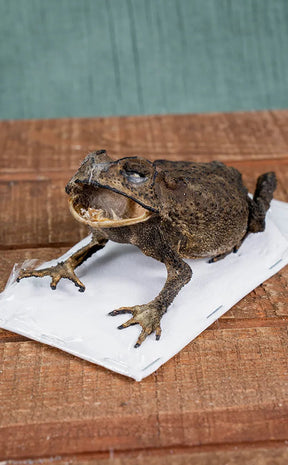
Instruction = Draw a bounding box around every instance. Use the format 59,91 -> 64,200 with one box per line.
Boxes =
154,160 -> 250,258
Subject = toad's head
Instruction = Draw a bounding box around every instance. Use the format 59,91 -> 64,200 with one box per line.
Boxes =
66,150 -> 159,228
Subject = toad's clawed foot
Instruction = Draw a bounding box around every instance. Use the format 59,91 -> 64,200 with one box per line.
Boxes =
16,260 -> 86,292
109,304 -> 164,348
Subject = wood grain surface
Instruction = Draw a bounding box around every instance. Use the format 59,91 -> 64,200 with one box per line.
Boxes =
0,110 -> 288,462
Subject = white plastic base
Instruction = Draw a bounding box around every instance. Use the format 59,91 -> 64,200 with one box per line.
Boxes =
1,199 -> 288,381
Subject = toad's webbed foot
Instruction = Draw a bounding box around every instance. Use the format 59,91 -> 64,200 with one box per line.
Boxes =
16,239 -> 108,292
17,260 -> 86,292
109,303 -> 164,348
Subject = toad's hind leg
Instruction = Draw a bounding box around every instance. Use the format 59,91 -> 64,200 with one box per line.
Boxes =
208,250 -> 234,263
248,172 -> 277,233
17,238 -> 108,291
208,235 -> 248,263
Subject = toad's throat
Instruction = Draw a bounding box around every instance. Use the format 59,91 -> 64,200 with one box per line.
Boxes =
69,185 -> 152,228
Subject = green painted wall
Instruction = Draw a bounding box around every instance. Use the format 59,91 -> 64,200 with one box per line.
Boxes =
1,0 -> 288,120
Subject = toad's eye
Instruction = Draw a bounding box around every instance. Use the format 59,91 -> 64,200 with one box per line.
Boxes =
122,170 -> 148,184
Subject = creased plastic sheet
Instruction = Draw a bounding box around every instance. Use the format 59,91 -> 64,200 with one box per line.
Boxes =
1,199 -> 288,381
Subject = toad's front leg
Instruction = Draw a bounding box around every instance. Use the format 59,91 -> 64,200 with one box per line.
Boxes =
109,250 -> 192,347
17,238 -> 108,291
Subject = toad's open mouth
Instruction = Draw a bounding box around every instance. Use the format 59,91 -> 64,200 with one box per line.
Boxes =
69,184 -> 152,228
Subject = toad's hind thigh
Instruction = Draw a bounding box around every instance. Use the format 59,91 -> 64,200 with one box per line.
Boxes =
208,235 -> 247,263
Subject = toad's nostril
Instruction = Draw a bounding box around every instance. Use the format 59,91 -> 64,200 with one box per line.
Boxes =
65,182 -> 72,195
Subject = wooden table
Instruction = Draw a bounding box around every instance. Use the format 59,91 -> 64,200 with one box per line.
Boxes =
1,110 -> 288,463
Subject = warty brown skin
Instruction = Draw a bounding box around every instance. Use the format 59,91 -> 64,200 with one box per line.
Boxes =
17,150 -> 277,347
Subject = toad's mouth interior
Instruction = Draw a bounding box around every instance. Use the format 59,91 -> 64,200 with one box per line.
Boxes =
69,184 -> 152,228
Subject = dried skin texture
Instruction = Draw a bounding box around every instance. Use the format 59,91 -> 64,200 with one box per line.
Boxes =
17,151 -> 277,347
